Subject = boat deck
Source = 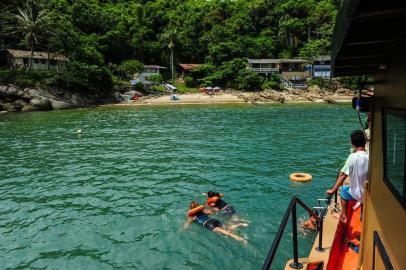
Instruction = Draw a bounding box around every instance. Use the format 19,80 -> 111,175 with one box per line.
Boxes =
283,191 -> 362,270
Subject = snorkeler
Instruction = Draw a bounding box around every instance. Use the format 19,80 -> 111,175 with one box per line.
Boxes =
183,201 -> 247,243
202,191 -> 236,218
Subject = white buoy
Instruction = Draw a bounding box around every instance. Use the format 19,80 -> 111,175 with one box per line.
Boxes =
75,129 -> 82,134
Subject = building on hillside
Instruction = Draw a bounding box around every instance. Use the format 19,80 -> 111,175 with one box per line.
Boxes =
311,56 -> 331,78
248,58 -> 310,79
247,59 -> 279,76
278,59 -> 310,81
248,58 -> 311,88
4,49 -> 68,71
179,64 -> 201,79
131,65 -> 166,85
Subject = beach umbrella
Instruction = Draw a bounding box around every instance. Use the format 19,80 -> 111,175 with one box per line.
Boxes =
205,87 -> 213,90
214,86 -> 221,90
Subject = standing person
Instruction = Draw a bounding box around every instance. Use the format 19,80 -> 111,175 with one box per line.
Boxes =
183,202 -> 247,244
327,130 -> 369,223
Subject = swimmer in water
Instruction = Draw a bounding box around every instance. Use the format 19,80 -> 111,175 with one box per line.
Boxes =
202,191 -> 237,218
183,201 -> 247,244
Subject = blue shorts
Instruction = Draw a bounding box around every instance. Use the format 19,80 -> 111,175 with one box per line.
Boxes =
340,186 -> 356,201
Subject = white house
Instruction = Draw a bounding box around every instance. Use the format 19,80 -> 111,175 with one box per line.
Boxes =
131,65 -> 167,85
5,49 -> 68,71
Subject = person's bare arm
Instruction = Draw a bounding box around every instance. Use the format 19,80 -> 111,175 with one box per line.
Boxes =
203,208 -> 214,215
183,217 -> 194,230
327,172 -> 348,194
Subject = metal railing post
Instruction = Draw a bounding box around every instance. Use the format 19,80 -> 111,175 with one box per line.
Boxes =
289,202 -> 303,269
316,216 -> 324,252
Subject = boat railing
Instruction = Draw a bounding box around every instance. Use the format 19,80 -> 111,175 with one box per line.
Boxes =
262,191 -> 337,270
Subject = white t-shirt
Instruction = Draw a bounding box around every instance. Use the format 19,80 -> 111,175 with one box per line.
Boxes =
342,151 -> 369,202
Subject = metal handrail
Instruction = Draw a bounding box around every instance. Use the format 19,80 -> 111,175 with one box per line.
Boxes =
262,192 -> 337,270
316,192 -> 336,252
262,196 -> 320,270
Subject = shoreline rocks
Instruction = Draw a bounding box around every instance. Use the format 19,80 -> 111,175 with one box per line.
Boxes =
0,84 -> 118,114
1,83 -> 357,114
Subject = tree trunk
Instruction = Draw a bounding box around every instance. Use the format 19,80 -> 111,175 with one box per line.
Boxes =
47,50 -> 50,70
170,48 -> 174,83
29,45 -> 34,70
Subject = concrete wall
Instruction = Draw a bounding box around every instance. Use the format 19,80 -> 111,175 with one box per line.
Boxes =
362,57 -> 406,270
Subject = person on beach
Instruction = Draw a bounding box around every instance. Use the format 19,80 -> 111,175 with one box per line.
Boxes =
202,191 -> 237,218
183,201 -> 247,243
326,130 -> 369,223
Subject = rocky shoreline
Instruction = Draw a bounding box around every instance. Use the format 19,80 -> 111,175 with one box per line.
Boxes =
238,85 -> 354,104
0,84 -> 117,114
1,84 -> 355,115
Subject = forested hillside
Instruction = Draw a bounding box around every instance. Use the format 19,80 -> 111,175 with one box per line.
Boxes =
0,0 -> 338,92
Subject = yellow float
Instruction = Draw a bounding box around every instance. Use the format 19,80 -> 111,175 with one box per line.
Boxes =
290,172 -> 312,182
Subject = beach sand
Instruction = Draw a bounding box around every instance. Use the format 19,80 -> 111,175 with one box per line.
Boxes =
110,92 -> 353,106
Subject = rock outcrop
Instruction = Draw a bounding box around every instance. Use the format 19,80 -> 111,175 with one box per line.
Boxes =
0,84 -> 119,113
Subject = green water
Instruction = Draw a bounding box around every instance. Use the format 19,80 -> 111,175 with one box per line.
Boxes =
0,104 -> 357,269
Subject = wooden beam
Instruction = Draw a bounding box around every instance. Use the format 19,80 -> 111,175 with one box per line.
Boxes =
354,8 -> 406,22
338,41 -> 406,59
335,57 -> 388,67
345,20 -> 406,45
345,38 -> 406,47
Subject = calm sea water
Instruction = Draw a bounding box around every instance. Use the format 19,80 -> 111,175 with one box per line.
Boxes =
0,104 -> 358,269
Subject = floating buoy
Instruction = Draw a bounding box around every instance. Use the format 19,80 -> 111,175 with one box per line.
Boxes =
75,129 -> 82,134
290,173 -> 312,182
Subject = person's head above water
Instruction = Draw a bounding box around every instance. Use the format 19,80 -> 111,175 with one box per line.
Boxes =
190,201 -> 200,209
207,191 -> 221,198
351,130 -> 366,148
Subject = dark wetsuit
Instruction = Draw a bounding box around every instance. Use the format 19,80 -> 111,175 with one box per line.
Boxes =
212,199 -> 236,218
194,212 -> 221,231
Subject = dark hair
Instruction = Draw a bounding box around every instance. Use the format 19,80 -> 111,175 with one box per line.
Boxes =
207,191 -> 220,198
190,201 -> 199,209
351,130 -> 366,147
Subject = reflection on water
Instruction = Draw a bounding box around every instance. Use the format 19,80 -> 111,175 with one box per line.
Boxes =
0,104 -> 356,269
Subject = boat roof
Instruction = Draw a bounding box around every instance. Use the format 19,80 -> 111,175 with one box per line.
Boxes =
331,0 -> 406,76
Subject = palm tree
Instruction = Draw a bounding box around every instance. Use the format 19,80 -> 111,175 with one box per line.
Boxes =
8,0 -> 55,69
162,28 -> 178,83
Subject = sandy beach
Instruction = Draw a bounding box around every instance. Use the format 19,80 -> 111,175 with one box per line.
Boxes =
111,91 -> 353,106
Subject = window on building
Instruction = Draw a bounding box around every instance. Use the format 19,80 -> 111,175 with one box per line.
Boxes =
41,59 -> 46,64
50,60 -> 57,66
23,58 -> 28,65
383,108 -> 406,209
34,59 -> 40,64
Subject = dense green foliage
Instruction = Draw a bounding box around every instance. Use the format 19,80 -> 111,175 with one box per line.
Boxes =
1,0 -> 338,92
117,59 -> 144,79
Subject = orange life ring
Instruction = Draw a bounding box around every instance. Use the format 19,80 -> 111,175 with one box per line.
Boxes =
290,173 -> 312,182
206,196 -> 220,206
187,205 -> 205,217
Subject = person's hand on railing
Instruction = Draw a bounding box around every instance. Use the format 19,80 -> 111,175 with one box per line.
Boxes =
326,188 -> 336,195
